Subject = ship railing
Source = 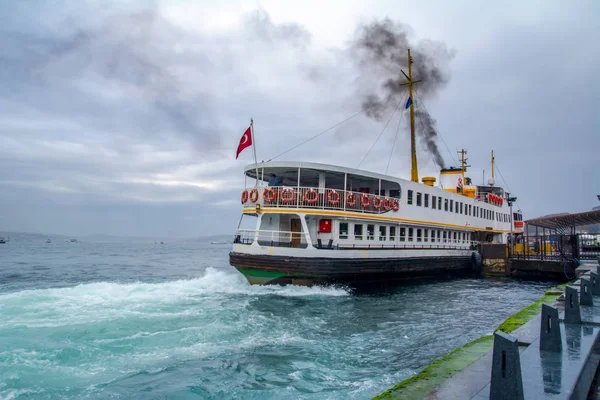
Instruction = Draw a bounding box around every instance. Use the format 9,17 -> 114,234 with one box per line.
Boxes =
241,186 -> 399,214
337,242 -> 477,250
233,229 -> 309,248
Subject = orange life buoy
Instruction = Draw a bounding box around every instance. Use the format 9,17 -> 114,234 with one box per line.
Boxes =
346,192 -> 356,206
241,190 -> 249,204
304,189 -> 318,204
249,188 -> 259,203
392,199 -> 400,211
372,196 -> 382,209
281,188 -> 295,203
327,190 -> 340,205
383,198 -> 392,211
263,187 -> 276,202
360,193 -> 370,208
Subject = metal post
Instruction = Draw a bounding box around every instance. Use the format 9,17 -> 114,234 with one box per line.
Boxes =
343,173 -> 347,212
297,167 -> 301,208
508,194 -> 514,257
543,227 -> 546,260
525,223 -> 529,260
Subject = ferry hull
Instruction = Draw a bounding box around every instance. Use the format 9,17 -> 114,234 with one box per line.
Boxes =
229,252 -> 478,286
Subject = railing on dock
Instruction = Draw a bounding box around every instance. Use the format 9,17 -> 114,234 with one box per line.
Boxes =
511,232 -> 600,261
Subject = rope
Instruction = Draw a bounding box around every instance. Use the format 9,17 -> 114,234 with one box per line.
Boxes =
385,94 -> 408,174
494,161 -> 523,212
357,97 -> 402,169
268,97 -> 391,162
413,89 -> 458,166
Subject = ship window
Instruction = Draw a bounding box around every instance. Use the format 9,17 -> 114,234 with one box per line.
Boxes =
416,228 -> 422,242
423,229 -> 428,242
389,189 -> 400,198
444,198 -> 449,211
390,226 -> 397,241
339,222 -> 349,239
408,227 -> 414,242
408,190 -> 413,205
460,202 -> 463,214
443,231 -> 447,243
354,224 -> 363,240
379,226 -> 387,241
453,231 -> 457,243
438,197 -> 442,209
399,227 -> 405,241
424,194 -> 429,207
432,196 -> 437,209
430,230 -> 435,242
367,224 -> 375,240
468,205 -> 472,216
416,192 -> 422,206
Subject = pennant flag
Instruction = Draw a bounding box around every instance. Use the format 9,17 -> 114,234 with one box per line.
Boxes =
405,97 -> 413,109
236,126 -> 253,159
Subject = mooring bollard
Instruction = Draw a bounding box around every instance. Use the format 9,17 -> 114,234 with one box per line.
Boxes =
540,304 -> 562,352
490,331 -> 524,400
580,278 -> 593,306
591,272 -> 600,295
565,286 -> 582,324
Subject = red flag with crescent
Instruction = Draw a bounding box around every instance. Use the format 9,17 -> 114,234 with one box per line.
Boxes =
236,126 -> 252,159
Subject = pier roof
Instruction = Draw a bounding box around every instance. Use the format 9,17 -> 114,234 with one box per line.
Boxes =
525,209 -> 600,230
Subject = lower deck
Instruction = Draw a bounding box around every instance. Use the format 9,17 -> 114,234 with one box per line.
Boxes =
234,211 -> 506,252
230,211 -> 491,285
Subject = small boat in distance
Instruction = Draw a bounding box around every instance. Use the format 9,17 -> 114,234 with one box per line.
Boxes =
46,239 -> 52,244
0,237 -> 6,244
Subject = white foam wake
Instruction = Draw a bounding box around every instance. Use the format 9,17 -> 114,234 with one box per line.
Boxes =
0,267 -> 349,328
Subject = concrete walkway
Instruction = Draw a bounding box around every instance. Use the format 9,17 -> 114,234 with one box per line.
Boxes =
423,261 -> 600,400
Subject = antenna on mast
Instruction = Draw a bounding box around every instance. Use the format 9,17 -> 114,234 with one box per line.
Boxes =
400,49 -> 421,183
489,150 -> 496,186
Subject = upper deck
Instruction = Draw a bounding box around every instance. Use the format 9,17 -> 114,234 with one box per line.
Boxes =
242,161 -> 402,214
240,162 -> 512,227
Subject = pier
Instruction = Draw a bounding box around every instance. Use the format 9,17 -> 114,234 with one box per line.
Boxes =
481,210 -> 600,280
375,210 -> 600,399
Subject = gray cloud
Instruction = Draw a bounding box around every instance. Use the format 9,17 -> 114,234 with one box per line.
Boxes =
0,1 -> 598,237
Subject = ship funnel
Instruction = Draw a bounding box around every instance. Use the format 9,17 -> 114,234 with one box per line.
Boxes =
422,176 -> 436,187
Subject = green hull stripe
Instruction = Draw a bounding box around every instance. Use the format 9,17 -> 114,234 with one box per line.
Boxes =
236,268 -> 288,279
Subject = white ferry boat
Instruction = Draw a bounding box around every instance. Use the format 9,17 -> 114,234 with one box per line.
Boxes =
229,51 -> 522,286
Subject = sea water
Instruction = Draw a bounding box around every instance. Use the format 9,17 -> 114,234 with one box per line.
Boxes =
0,238 -> 554,399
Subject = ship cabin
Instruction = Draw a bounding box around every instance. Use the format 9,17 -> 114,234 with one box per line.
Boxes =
236,161 -> 513,252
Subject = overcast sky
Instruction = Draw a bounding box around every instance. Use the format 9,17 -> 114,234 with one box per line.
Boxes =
1,0 -> 598,238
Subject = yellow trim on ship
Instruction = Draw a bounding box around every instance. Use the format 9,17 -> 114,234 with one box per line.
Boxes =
242,208 -> 513,233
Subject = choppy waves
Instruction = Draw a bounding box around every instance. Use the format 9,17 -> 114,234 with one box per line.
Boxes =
0,243 -> 554,400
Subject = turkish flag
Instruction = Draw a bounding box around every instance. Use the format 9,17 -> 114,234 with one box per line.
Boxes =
235,126 -> 253,159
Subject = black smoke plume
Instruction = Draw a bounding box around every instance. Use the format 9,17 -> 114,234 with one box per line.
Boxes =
352,19 -> 454,168
414,110 -> 445,168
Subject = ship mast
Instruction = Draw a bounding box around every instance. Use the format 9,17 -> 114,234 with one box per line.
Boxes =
491,150 -> 495,187
401,49 -> 421,183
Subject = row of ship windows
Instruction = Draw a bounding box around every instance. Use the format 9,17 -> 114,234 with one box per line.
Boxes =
406,190 -> 511,223
338,222 -> 472,243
